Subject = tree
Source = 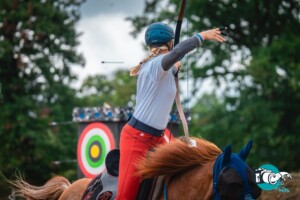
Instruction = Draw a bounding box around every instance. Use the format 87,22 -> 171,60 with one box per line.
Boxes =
127,0 -> 300,170
78,69 -> 137,107
0,0 -> 85,184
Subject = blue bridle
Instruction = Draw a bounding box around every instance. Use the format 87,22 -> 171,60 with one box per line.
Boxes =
213,141 -> 255,200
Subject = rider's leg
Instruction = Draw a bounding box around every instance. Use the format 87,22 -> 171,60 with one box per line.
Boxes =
115,124 -> 166,200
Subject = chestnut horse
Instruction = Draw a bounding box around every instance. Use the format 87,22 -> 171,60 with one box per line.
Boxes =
8,137 -> 261,200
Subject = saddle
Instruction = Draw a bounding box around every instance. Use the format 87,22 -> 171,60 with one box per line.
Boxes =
82,149 -> 163,200
82,149 -> 119,200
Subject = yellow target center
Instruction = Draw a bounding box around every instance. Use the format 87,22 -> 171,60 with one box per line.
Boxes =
90,144 -> 100,158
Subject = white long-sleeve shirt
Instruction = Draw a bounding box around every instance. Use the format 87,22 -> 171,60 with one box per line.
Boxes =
133,36 -> 201,129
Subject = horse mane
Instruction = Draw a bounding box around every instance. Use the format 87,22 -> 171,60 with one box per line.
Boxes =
136,137 -> 222,179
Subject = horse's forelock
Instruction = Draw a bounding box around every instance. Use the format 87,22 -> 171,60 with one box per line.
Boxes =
136,137 -> 222,179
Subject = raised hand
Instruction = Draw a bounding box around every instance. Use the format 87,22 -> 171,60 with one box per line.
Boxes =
199,27 -> 227,42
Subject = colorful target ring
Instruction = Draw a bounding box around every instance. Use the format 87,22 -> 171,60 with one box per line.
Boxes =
77,122 -> 115,178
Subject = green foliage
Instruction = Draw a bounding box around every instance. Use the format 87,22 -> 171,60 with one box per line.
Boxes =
128,0 -> 300,170
78,69 -> 137,107
0,0 -> 85,184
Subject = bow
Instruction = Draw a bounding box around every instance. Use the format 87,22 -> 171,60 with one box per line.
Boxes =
173,0 -> 189,137
174,0 -> 186,46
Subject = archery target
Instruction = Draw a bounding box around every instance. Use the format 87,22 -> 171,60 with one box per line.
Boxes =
77,122 -> 115,178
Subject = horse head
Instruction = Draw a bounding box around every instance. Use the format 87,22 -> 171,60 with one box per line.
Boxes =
213,140 -> 262,200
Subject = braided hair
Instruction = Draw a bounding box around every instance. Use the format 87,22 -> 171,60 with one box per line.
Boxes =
130,45 -> 169,76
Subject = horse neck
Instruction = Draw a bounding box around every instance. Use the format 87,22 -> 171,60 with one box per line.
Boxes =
166,162 -> 214,200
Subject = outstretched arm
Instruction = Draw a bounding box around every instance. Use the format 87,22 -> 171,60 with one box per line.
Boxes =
161,28 -> 227,71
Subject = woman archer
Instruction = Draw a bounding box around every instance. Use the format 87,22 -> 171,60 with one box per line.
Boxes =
116,22 -> 227,200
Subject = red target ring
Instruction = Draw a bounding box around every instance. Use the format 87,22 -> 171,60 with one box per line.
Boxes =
77,122 -> 115,178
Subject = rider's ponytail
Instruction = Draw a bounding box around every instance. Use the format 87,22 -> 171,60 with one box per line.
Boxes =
130,45 -> 168,76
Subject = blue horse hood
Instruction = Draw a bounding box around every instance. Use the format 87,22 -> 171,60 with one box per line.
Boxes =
213,141 -> 256,200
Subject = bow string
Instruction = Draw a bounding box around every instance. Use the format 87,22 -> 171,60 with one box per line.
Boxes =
173,0 -> 190,137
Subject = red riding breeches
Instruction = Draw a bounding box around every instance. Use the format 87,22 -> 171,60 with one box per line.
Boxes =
115,124 -> 171,200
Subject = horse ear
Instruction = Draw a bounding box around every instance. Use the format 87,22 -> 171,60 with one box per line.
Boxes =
222,145 -> 232,166
238,140 -> 253,161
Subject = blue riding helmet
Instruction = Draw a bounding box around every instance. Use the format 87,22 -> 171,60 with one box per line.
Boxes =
145,22 -> 174,46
